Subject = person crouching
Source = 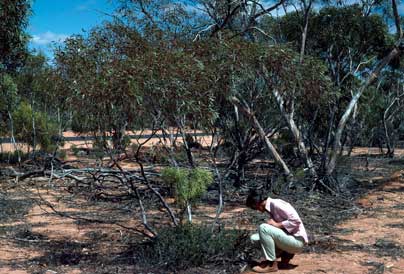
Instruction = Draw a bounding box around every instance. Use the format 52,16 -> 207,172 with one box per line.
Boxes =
246,191 -> 309,273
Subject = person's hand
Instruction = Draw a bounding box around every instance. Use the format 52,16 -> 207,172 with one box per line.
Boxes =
267,218 -> 283,228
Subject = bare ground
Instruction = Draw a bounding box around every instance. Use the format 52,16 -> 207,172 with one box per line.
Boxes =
0,149 -> 403,274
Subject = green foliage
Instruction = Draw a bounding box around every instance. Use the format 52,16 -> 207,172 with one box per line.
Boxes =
15,53 -> 54,111
70,144 -> 80,156
136,224 -> 243,270
161,167 -> 213,207
54,23 -> 149,149
0,0 -> 31,71
121,135 -> 132,150
12,101 -> 58,152
91,137 -> 107,159
56,149 -> 67,160
263,4 -> 390,88
295,168 -> 305,180
0,73 -> 18,110
266,5 -> 388,61
0,73 -> 19,134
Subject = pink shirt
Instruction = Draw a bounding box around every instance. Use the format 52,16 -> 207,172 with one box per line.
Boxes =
265,198 -> 309,244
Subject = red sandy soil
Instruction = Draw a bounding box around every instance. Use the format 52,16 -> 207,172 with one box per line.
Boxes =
0,169 -> 402,273
0,146 -> 403,273
240,170 -> 404,274
0,130 -> 214,153
4,130 -> 402,154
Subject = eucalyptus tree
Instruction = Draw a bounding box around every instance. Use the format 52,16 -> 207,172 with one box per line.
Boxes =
358,70 -> 404,156
380,73 -> 404,156
139,39 -> 218,167
0,0 -> 31,72
116,0 -> 204,42
258,3 -> 403,182
54,23 -> 149,151
0,0 -> 31,160
320,0 -> 403,176
112,0 -> 403,190
14,53 -> 58,151
0,74 -> 18,142
192,38 -> 331,184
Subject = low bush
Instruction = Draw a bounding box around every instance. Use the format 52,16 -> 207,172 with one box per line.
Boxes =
12,101 -> 59,152
135,224 -> 244,270
90,138 -> 107,159
56,149 -> 67,160
71,144 -> 80,156
161,167 -> 213,207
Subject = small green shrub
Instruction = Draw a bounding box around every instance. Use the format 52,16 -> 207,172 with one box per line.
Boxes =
57,150 -> 67,160
92,137 -> 106,151
71,144 -> 80,156
161,167 -> 213,207
12,101 -> 59,152
172,150 -> 187,163
136,224 -> 243,270
91,137 -> 107,159
121,135 -> 131,150
295,168 -> 305,180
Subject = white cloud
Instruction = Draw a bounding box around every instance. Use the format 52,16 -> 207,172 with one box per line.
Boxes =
31,31 -> 69,45
75,0 -> 97,11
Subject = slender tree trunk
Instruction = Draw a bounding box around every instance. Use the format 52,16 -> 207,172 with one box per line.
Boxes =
382,95 -> 403,157
178,118 -> 196,168
383,117 -> 393,157
327,0 -> 403,173
57,108 -> 62,137
8,111 -> 20,163
230,97 -> 293,178
134,188 -> 157,237
186,202 -> 192,223
234,150 -> 247,187
299,0 -> 313,63
215,165 -> 223,218
31,98 -> 36,153
160,127 -> 179,167
112,121 -> 127,151
326,46 -> 402,175
271,88 -> 318,178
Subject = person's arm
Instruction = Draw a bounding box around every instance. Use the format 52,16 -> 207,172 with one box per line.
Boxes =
270,201 -> 302,233
267,218 -> 283,228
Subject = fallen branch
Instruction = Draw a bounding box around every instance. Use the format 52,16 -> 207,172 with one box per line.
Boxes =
32,185 -> 156,239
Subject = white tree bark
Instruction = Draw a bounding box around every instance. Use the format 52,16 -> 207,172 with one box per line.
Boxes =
327,0 -> 403,174
326,47 -> 402,175
186,202 -> 192,223
8,111 -> 20,163
271,88 -> 318,178
382,90 -> 404,156
261,64 -> 317,178
230,97 -> 293,178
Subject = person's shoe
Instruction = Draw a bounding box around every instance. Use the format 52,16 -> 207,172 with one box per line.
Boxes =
278,262 -> 298,270
280,252 -> 295,264
252,261 -> 278,273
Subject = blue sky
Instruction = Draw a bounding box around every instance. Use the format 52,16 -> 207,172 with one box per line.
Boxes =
29,1 -> 404,59
29,0 -> 117,58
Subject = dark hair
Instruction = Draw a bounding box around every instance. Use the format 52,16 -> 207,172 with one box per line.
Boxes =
246,190 -> 264,209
